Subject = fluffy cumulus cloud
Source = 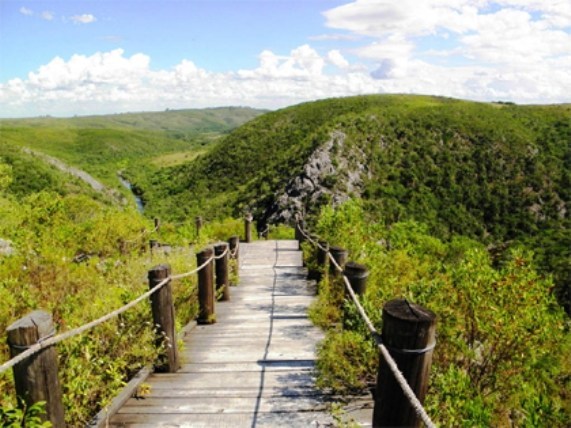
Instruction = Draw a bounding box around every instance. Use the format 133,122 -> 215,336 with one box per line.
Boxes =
2,0 -> 570,117
323,0 -> 571,102
0,47 -> 385,117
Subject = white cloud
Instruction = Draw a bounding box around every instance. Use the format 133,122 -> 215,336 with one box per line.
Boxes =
327,50 -> 350,69
20,7 -> 33,16
1,44 -> 569,118
319,0 -> 571,103
70,14 -> 97,25
41,11 -> 55,21
238,45 -> 325,79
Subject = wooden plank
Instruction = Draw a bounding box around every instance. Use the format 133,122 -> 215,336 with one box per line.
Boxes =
178,360 -> 316,373
142,371 -> 316,389
117,396 -> 331,414
141,387 -> 331,398
108,410 -> 333,427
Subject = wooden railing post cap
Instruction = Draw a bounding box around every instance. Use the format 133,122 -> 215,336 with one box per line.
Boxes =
245,213 -> 253,222
383,299 -> 436,325
198,247 -> 214,258
7,310 -> 53,344
329,245 -> 347,254
344,261 -> 369,278
148,263 -> 171,279
214,242 -> 228,252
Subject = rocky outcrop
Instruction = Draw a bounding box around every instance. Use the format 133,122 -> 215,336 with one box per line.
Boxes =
265,131 -> 367,224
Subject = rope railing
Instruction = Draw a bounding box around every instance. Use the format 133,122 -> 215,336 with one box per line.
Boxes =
297,222 -> 436,428
213,245 -> 229,260
1,213 -> 249,425
0,254 -> 215,375
230,242 -> 239,258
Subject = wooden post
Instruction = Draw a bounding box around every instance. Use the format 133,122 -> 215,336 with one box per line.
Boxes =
154,218 -> 160,232
343,262 -> 369,296
195,216 -> 203,238
244,214 -> 253,243
214,243 -> 230,301
329,246 -> 348,275
7,310 -> 65,426
228,236 -> 239,262
197,248 -> 216,324
149,239 -> 159,257
148,264 -> 179,373
228,236 -> 240,285
373,299 -> 436,428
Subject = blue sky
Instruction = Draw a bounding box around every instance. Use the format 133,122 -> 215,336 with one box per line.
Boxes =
1,0 -> 570,117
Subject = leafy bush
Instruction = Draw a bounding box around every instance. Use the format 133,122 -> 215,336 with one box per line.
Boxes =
308,200 -> 570,426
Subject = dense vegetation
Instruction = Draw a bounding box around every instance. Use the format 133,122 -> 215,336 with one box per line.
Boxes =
0,107 -> 265,194
307,200 -> 569,427
0,155 -> 256,425
136,95 -> 569,309
0,107 -> 266,425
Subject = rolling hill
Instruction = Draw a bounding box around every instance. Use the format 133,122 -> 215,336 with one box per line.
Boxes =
134,95 -> 570,310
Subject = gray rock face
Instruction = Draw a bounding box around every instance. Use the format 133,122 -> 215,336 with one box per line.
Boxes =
265,131 -> 366,224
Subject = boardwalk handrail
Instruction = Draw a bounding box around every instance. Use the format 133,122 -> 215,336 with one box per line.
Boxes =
297,222 -> 436,428
0,253 -> 214,375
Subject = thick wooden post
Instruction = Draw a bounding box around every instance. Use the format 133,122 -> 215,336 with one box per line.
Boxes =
154,218 -> 160,232
197,248 -> 216,324
7,310 -> 65,426
329,246 -> 348,275
244,214 -> 253,243
214,243 -> 230,301
344,262 -> 369,296
228,236 -> 240,285
148,264 -> 179,372
373,299 -> 436,428
195,216 -> 203,238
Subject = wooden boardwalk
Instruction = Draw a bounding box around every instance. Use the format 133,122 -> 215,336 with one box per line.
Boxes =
109,240 -> 337,427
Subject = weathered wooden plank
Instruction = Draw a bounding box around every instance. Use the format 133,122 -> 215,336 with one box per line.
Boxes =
142,386 -> 330,398
142,370 -> 316,390
117,396 -> 331,414
108,410 -> 333,427
178,360 -> 316,373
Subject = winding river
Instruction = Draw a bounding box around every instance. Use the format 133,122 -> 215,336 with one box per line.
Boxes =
118,175 -> 145,213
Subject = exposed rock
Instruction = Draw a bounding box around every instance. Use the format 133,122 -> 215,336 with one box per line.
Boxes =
0,239 -> 15,257
265,131 -> 367,224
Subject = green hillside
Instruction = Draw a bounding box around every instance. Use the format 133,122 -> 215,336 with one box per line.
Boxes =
0,107 -> 266,193
136,95 -> 570,305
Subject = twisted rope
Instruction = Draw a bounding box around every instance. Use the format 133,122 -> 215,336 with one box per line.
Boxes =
303,223 -> 436,428
213,246 -> 229,260
1,254 -> 215,374
230,243 -> 240,258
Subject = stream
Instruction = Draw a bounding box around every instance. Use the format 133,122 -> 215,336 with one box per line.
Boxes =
118,174 -> 145,213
